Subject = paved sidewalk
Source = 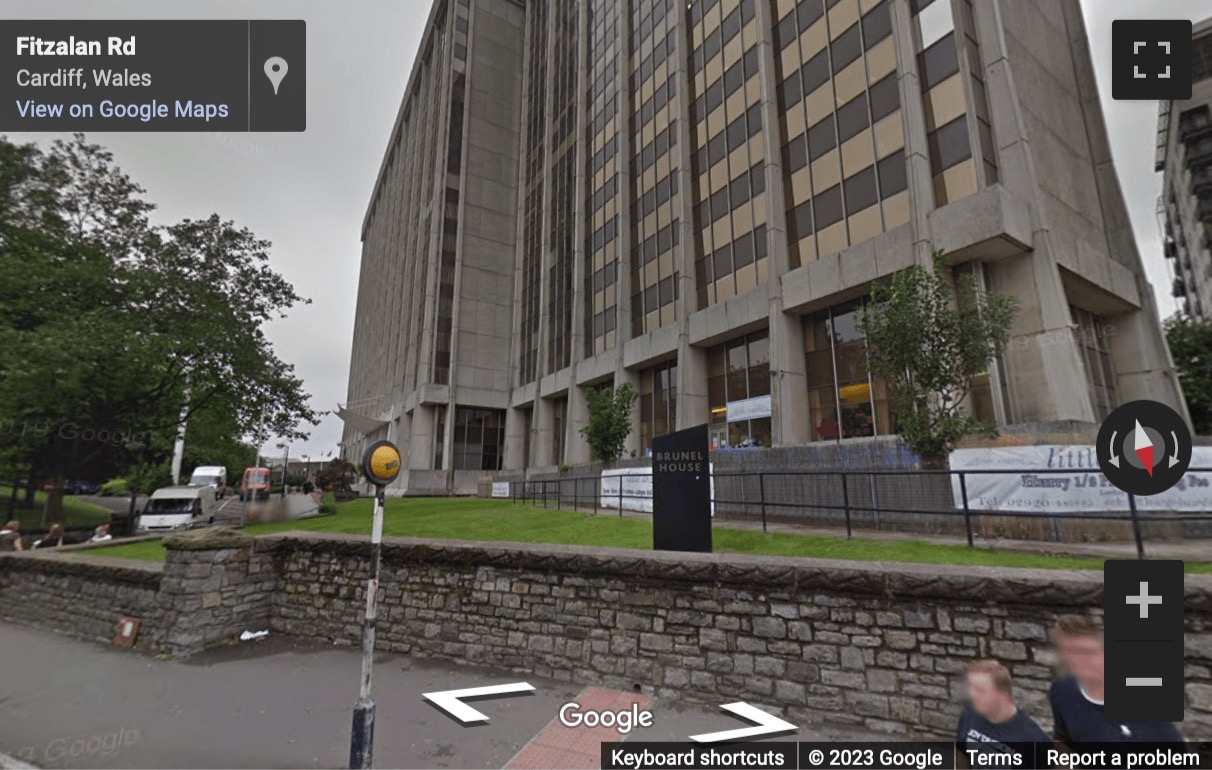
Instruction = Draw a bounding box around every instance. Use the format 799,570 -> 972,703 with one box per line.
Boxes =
0,624 -> 876,769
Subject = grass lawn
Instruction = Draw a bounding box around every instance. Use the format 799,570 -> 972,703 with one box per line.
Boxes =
0,485 -> 113,529
87,497 -> 1212,573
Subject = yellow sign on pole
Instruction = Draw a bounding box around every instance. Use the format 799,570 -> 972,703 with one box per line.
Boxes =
361,440 -> 401,487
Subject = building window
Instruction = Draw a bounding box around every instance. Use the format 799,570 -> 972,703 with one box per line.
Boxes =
804,302 -> 892,441
640,361 -> 678,452
707,330 -> 771,448
1071,307 -> 1117,420
452,407 -> 505,471
1194,32 -> 1212,84
551,396 -> 568,466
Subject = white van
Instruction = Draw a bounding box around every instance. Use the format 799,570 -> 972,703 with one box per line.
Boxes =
137,486 -> 218,533
189,465 -> 228,498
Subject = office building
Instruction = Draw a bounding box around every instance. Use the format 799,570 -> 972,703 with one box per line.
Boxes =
1158,16 -> 1212,320
342,0 -> 1185,494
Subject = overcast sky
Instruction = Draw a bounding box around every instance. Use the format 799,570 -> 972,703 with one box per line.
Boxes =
6,0 -> 1212,459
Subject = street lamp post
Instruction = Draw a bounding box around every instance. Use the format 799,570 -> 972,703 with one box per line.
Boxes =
276,442 -> 290,497
349,441 -> 401,769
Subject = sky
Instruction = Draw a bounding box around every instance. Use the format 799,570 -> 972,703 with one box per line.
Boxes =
5,0 -> 1211,460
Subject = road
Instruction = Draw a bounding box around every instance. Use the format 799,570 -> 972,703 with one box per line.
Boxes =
0,624 -> 877,769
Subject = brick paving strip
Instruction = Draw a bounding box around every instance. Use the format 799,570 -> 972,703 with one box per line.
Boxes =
506,686 -> 652,770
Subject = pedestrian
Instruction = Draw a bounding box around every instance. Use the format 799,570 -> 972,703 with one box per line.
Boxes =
33,523 -> 64,549
90,523 -> 113,543
955,659 -> 1048,768
1049,614 -> 1183,744
0,520 -> 23,552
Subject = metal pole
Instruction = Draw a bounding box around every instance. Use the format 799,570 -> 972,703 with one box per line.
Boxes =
842,472 -> 852,539
1128,492 -> 1145,560
959,472 -> 974,548
618,474 -> 623,517
349,484 -> 385,769
759,473 -> 767,534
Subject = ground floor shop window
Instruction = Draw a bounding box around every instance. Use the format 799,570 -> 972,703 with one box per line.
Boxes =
804,301 -> 892,441
453,407 -> 505,471
640,362 -> 678,453
707,330 -> 772,448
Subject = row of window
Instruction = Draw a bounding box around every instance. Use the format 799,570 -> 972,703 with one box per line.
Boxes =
785,149 -> 905,241
690,0 -> 757,76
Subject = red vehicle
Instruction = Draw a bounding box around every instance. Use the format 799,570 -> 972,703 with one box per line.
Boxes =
239,467 -> 271,501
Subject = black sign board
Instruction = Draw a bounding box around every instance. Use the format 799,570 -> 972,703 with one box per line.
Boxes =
651,424 -> 712,553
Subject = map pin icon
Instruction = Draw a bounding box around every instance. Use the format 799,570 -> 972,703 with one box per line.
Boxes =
264,56 -> 288,95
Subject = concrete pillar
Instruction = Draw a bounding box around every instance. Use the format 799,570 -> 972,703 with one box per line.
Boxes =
969,0 -> 1093,423
502,405 -> 529,470
671,0 -> 710,432
407,405 -> 435,472
532,397 -> 554,468
890,0 -> 937,267
414,12 -> 457,389
564,1 -> 591,467
616,366 -> 642,459
564,384 -> 590,465
754,0 -> 808,446
614,6 -> 641,457
1109,307 -> 1190,422
1056,0 -> 1189,423
986,255 -> 1094,422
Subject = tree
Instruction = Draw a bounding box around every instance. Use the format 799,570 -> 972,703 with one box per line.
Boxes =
0,135 -> 318,518
858,252 -> 1018,468
1165,315 -> 1212,435
315,458 -> 358,492
579,383 -> 638,466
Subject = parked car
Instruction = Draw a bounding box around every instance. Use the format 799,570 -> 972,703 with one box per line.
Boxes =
63,479 -> 100,495
136,486 -> 217,533
188,465 -> 229,498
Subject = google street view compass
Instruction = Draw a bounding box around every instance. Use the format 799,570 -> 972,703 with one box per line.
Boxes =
1096,400 -> 1191,496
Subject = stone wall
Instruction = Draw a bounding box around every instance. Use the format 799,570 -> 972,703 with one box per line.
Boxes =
5,531 -> 1211,740
154,529 -> 278,656
0,529 -> 276,657
264,533 -> 1212,739
0,554 -> 161,648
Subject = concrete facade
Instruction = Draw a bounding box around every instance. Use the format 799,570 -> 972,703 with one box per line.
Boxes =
343,0 -> 1185,493
1158,16 -> 1212,321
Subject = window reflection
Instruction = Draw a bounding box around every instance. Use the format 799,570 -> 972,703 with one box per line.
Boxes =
804,301 -> 892,441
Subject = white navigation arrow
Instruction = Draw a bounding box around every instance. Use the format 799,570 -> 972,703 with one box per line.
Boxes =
1169,430 -> 1182,468
423,682 -> 535,723
688,702 -> 796,743
1108,430 -> 1120,468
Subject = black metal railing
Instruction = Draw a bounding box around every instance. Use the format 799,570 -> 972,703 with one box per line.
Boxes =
508,468 -> 1212,560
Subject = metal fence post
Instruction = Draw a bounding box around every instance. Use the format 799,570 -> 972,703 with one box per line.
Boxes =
959,471 -> 974,548
1129,493 -> 1145,560
593,474 -> 598,515
841,472 -> 852,539
759,473 -> 767,534
618,475 -> 623,517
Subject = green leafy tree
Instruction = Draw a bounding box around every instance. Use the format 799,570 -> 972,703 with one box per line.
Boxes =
1165,316 -> 1212,435
579,383 -> 638,466
315,458 -> 358,492
0,134 -> 318,519
858,251 -> 1017,468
